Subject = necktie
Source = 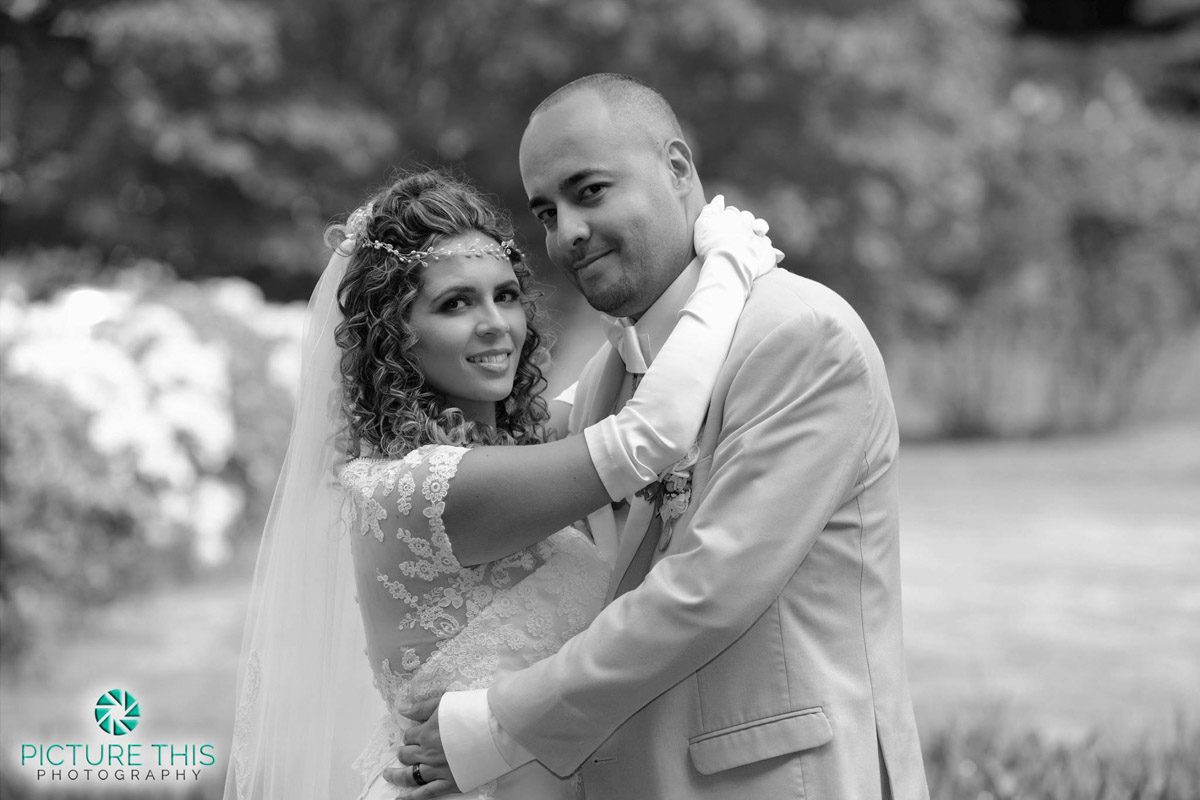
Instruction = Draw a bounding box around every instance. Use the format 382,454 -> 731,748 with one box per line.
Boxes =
607,320 -> 648,409
608,324 -> 642,513
613,512 -> 663,599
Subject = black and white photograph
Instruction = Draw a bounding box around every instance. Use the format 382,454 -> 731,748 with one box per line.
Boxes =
1,0 -> 1198,798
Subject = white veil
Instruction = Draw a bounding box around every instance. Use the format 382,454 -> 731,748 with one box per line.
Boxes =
223,246 -> 383,799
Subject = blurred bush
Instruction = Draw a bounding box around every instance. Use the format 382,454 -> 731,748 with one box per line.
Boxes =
0,257 -> 302,663
923,715 -> 1200,799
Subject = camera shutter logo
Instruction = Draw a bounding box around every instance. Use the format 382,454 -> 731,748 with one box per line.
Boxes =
94,689 -> 140,735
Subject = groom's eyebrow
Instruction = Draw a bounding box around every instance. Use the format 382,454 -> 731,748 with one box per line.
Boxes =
527,169 -> 605,211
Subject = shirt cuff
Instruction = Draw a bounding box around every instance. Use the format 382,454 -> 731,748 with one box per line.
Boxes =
439,689 -> 532,792
584,411 -> 657,502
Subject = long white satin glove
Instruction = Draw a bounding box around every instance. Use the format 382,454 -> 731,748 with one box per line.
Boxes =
693,194 -> 785,293
585,196 -> 781,501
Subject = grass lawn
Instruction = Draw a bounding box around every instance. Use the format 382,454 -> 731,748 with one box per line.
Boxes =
2,415 -> 1197,796
899,415 -> 1200,741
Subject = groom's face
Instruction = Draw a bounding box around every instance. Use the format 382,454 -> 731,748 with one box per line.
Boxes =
519,91 -> 693,319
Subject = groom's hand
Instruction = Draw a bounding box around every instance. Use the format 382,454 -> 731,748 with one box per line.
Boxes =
385,697 -> 460,799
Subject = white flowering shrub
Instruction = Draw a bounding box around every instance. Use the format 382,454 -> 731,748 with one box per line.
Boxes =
0,260 -> 305,661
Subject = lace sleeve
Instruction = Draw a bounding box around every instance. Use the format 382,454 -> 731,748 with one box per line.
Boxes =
340,444 -> 468,564
337,444 -> 551,682
338,445 -> 606,797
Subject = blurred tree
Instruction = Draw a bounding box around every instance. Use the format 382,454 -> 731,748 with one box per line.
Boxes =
1017,0 -> 1139,33
2,0 -> 1198,434
1,0 -> 397,296
1017,0 -> 1200,35
2,0 -> 920,300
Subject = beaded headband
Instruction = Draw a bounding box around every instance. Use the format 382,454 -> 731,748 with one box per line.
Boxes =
362,237 -> 517,266
344,203 -> 517,266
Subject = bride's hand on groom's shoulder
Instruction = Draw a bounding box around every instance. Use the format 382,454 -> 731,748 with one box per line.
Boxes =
384,696 -> 460,799
694,194 -> 785,283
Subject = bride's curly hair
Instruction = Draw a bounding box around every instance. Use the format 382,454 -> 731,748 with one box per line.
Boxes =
327,170 -> 552,458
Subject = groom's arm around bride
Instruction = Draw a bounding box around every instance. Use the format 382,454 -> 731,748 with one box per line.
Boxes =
481,271 -> 927,800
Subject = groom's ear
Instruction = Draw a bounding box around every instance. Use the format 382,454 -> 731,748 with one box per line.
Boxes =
665,138 -> 696,193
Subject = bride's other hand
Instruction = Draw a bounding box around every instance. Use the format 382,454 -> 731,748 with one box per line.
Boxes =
385,696 -> 460,799
694,194 -> 784,291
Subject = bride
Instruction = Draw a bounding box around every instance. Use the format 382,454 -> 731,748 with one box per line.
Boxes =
223,169 -> 776,800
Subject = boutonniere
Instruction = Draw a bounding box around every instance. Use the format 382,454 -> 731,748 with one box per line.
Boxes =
636,443 -> 700,545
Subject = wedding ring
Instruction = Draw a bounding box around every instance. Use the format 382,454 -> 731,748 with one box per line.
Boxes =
412,763 -> 429,786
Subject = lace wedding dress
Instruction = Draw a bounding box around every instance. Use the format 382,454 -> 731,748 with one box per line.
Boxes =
339,444 -> 610,800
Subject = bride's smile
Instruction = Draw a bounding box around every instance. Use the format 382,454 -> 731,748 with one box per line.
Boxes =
408,231 -> 528,425
466,349 -> 513,371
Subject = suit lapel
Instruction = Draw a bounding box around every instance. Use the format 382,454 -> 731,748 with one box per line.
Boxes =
605,501 -> 658,604
576,343 -> 719,601
610,392 -> 723,599
579,345 -> 668,603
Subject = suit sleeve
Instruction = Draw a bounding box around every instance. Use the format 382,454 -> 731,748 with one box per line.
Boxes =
488,309 -> 876,776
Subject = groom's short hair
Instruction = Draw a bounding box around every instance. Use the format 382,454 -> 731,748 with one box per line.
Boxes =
530,73 -> 684,145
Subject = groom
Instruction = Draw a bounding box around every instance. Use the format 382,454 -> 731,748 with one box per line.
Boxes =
396,73 -> 929,799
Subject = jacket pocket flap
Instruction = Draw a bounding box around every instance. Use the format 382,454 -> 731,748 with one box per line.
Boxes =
687,707 -> 832,775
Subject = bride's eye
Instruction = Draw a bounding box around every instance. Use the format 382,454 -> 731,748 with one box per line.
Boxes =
496,289 -> 522,304
440,296 -> 469,312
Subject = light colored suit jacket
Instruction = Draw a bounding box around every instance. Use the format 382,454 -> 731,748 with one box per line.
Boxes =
490,271 -> 928,799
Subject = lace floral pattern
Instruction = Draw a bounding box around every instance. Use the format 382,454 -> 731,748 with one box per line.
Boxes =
338,444 -> 607,799
340,454 -> 420,543
230,650 -> 261,800
341,446 -> 559,671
